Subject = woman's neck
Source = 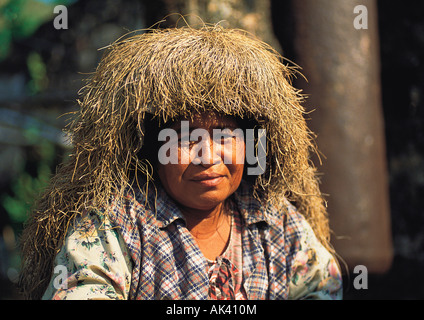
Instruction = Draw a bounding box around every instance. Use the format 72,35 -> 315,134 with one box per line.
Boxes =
181,202 -> 229,239
180,202 -> 232,261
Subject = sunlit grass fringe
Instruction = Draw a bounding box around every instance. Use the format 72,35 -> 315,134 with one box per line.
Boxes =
19,25 -> 334,299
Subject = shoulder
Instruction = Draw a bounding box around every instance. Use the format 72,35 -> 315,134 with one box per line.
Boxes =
106,185 -> 178,228
65,210 -> 121,249
266,197 -> 304,226
42,210 -> 133,300
264,199 -> 333,265
263,196 -> 311,246
276,206 -> 343,300
61,210 -> 131,265
234,185 -> 342,299
264,201 -> 342,300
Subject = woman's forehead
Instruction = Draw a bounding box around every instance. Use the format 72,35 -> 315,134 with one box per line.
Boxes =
170,112 -> 238,130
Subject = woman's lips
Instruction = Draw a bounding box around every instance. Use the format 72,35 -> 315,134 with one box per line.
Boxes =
191,173 -> 225,186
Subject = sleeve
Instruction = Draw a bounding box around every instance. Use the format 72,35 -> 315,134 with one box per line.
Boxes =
42,211 -> 133,300
287,217 -> 343,300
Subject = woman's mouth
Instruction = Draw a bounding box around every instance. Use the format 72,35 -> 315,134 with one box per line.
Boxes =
191,173 -> 225,186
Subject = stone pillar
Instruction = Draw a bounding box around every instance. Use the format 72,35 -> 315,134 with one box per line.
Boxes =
292,0 -> 393,273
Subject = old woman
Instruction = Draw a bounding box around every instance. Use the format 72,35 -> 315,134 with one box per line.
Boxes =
19,26 -> 342,300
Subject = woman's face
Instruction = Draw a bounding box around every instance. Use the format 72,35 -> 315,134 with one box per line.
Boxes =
157,112 -> 245,212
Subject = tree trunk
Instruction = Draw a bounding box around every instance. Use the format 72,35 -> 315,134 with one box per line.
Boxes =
292,0 -> 393,273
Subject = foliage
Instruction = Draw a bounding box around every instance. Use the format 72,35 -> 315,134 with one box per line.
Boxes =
26,51 -> 48,94
0,0 -> 77,61
2,139 -> 56,225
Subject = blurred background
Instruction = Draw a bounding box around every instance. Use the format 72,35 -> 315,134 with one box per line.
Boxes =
0,0 -> 423,299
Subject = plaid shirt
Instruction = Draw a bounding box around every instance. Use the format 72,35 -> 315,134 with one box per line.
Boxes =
43,181 -> 342,300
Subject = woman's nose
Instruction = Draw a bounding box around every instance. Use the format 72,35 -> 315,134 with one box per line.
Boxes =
191,135 -> 222,166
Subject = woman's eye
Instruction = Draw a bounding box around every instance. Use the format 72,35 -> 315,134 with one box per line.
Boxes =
177,128 -> 239,147
189,136 -> 202,146
177,133 -> 190,142
177,133 -> 199,147
218,128 -> 236,140
221,131 -> 233,137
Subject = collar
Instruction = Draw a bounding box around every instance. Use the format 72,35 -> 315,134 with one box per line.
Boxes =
231,180 -> 272,226
136,180 -> 275,229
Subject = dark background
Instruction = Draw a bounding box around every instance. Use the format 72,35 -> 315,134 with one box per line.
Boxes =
272,0 -> 424,299
0,0 -> 423,299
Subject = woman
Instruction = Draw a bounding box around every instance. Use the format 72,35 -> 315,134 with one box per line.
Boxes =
19,26 -> 342,300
